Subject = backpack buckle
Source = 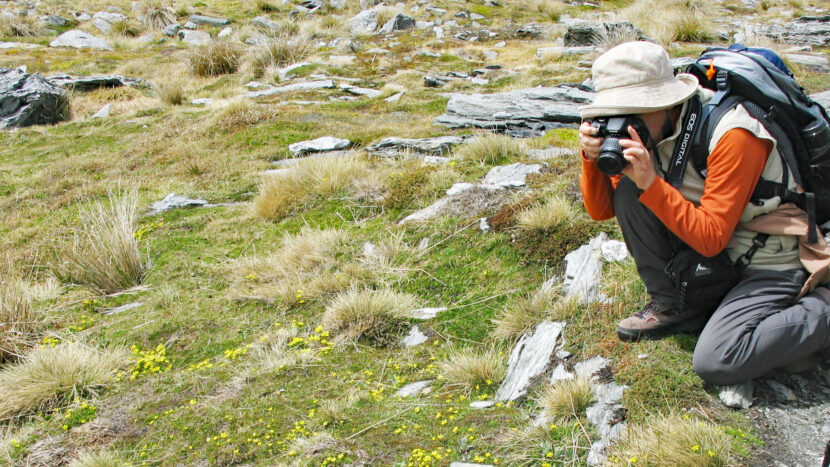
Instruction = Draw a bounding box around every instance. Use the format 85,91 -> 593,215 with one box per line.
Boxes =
715,70 -> 729,91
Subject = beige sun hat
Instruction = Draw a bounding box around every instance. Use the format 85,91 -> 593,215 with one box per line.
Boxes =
579,41 -> 699,120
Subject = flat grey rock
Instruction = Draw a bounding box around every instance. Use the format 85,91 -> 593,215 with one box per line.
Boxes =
93,11 -> 127,23
149,193 -> 208,215
574,356 -> 610,381
348,10 -> 378,35
329,0 -> 347,9
252,15 -> 280,31
183,21 -> 197,29
278,62 -> 312,81
367,136 -> 466,158
407,307 -> 447,320
719,382 -> 754,409
549,363 -> 574,384
163,23 -> 181,37
102,301 -> 143,315
469,400 -> 496,409
178,30 -> 212,45
385,92 -> 404,102
562,233 -> 607,303
812,90 -> 830,112
288,136 -> 350,155
379,13 -> 416,34
191,98 -> 213,106
395,380 -> 433,398
765,380 -> 798,402
586,381 -> 627,466
496,321 -> 565,402
399,198 -> 451,224
481,163 -> 542,188
217,27 -> 232,38
536,46 -> 596,57
752,16 -> 830,46
93,17 -> 113,34
423,156 -> 449,164
41,15 -> 68,27
564,20 -> 644,46
188,14 -> 229,26
0,68 -> 69,129
402,325 -> 429,347
446,182 -> 476,196
784,53 -> 829,70
48,74 -> 142,91
50,30 -> 113,50
339,84 -> 382,98
244,80 -> 336,98
601,240 -> 628,262
435,85 -> 593,134
0,42 -> 40,50
92,103 -> 111,119
74,12 -> 93,22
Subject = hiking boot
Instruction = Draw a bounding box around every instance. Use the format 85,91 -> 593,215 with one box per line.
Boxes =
616,302 -> 708,341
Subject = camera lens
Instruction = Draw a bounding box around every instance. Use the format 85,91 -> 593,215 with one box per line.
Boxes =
596,138 -> 627,176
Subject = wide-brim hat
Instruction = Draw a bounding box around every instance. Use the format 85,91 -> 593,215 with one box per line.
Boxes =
579,41 -> 699,120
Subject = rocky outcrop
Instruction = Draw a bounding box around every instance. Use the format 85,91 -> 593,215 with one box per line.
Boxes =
752,16 -> 830,46
366,136 -> 466,158
564,20 -> 645,46
379,13 -> 415,33
0,68 -> 69,129
435,85 -> 594,136
288,136 -> 350,155
495,321 -> 565,402
48,74 -> 143,91
49,30 -> 113,50
347,10 -> 378,35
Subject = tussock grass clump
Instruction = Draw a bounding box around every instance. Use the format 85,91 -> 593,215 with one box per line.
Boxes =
248,34 -> 315,77
111,20 -> 142,37
139,1 -> 177,29
210,99 -> 272,131
517,196 -> 577,231
528,0 -> 567,22
321,288 -> 416,346
491,289 -> 580,341
608,414 -> 733,465
55,191 -> 148,295
257,0 -> 280,12
440,346 -> 506,393
254,154 -> 370,221
620,0 -> 716,45
0,343 -> 127,420
0,277 -> 42,361
456,134 -> 526,165
0,14 -> 38,37
155,81 -> 186,105
537,376 -> 594,423
68,450 -> 126,467
190,40 -> 243,77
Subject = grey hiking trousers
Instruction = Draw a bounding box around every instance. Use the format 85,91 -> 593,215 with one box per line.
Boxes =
613,176 -> 830,385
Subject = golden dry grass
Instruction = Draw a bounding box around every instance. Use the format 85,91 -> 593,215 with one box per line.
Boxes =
253,154 -> 370,221
455,134 -> 526,165
190,40 -> 243,77
491,288 -> 559,342
0,276 -> 42,361
139,0 -> 177,30
54,190 -> 148,295
439,346 -> 506,393
155,80 -> 186,105
0,342 -> 127,420
67,450 -> 126,467
248,34 -> 315,77
0,14 -> 38,37
516,195 -> 578,231
321,288 -> 416,346
619,0 -> 716,45
608,413 -> 734,466
536,376 -> 594,423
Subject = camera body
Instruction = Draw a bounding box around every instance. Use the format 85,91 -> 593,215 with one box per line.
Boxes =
588,116 -> 649,176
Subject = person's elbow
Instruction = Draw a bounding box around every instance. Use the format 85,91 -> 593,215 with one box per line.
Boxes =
585,206 -> 615,221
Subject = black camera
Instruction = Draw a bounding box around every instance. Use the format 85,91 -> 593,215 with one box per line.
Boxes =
588,116 -> 650,176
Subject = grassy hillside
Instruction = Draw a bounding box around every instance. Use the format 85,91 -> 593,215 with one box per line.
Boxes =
2,0 -> 827,465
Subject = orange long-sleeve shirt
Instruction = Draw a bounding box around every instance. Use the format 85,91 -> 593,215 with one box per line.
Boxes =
580,128 -> 773,257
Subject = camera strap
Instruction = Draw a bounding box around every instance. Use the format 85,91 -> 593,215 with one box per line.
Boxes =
666,95 -> 703,188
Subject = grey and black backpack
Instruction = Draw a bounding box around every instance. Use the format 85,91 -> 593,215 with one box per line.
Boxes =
666,45 -> 830,243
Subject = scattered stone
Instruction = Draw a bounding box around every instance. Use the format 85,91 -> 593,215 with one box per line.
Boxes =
149,193 -> 208,215
752,16 -> 830,46
564,20 -> 644,46
494,40 -> 506,47
435,85 -> 593,134
416,20 -> 433,29
395,380 -> 433,398
601,240 -> 628,262
93,17 -> 113,34
813,90 -> 830,111
496,321 -> 565,402
348,9 -> 378,35
574,356 -> 610,381
470,12 -> 485,20
765,380 -> 798,402
0,41 -> 41,49
50,30 -> 113,50
481,163 -> 542,188
385,91 -> 404,102
252,15 -> 281,31
479,217 -> 490,233
423,155 -> 449,164
556,349 -> 572,359
719,382 -> 754,409
288,136 -> 350,155
191,98 -> 213,106
366,136 -> 465,158
163,23 -> 181,37
329,0 -> 347,9
399,185 -> 513,224
48,74 -> 142,91
188,14 -> 230,26
434,26 -> 444,39
217,26 -> 232,38
408,307 -> 447,320
549,364 -> 575,384
41,15 -> 68,27
784,53 -> 830,70
562,233 -> 608,303
469,400 -> 496,409
75,12 -> 92,22
515,23 -> 542,38
446,183 -> 476,196
637,353 -> 649,359
379,13 -> 416,33
183,21 -> 197,29
537,46 -> 597,57
102,301 -> 142,315
482,50 -> 498,60
244,80 -> 335,98
93,11 -> 128,23
339,83 -> 382,98
586,381 -> 627,465
402,325 -> 429,347
0,68 -> 69,129
178,30 -> 212,46
92,103 -> 111,119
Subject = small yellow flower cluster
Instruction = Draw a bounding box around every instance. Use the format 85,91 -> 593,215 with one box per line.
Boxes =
404,447 -> 453,467
472,453 -> 493,463
319,453 -> 346,466
40,335 -> 60,348
296,289 -> 305,304
186,358 -> 213,371
245,273 -> 258,280
61,401 -> 97,430
369,384 -> 385,401
130,344 -> 172,380
223,344 -> 252,360
68,314 -> 95,332
134,220 -> 164,241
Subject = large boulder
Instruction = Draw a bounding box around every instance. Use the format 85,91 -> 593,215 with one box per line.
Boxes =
752,16 -> 830,46
347,10 -> 378,35
0,68 -> 70,129
379,13 -> 416,33
49,30 -> 113,50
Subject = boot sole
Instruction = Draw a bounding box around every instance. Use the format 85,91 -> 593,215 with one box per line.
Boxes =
616,314 -> 709,342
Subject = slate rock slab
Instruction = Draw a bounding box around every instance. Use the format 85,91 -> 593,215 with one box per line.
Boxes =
495,321 -> 564,402
562,233 -> 607,302
178,30 -> 212,45
402,325 -> 429,347
753,15 -> 830,46
0,41 -> 40,50
149,193 -> 208,215
564,20 -> 645,46
719,382 -> 754,409
48,74 -> 142,91
50,30 -> 113,50
435,85 -> 594,134
481,163 -> 542,188
244,80 -> 336,98
586,381 -> 627,465
395,380 -> 433,398
288,136 -> 350,155
407,307 -> 447,319
379,13 -> 416,33
348,10 -> 378,35
188,14 -> 230,26
252,15 -> 281,31
366,136 -> 466,158
812,90 -> 830,111
0,68 -> 69,129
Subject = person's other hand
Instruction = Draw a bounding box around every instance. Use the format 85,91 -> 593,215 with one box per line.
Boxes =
579,121 -> 603,162
620,125 -> 656,190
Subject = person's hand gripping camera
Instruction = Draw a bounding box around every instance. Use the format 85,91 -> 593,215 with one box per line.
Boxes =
579,117 -> 657,191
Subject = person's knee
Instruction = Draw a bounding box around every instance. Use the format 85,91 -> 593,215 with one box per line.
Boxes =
692,339 -> 745,385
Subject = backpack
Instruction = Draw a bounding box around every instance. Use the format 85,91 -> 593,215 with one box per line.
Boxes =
666,44 -> 830,243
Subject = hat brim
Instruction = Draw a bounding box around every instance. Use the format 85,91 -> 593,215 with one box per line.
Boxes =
579,73 -> 699,120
